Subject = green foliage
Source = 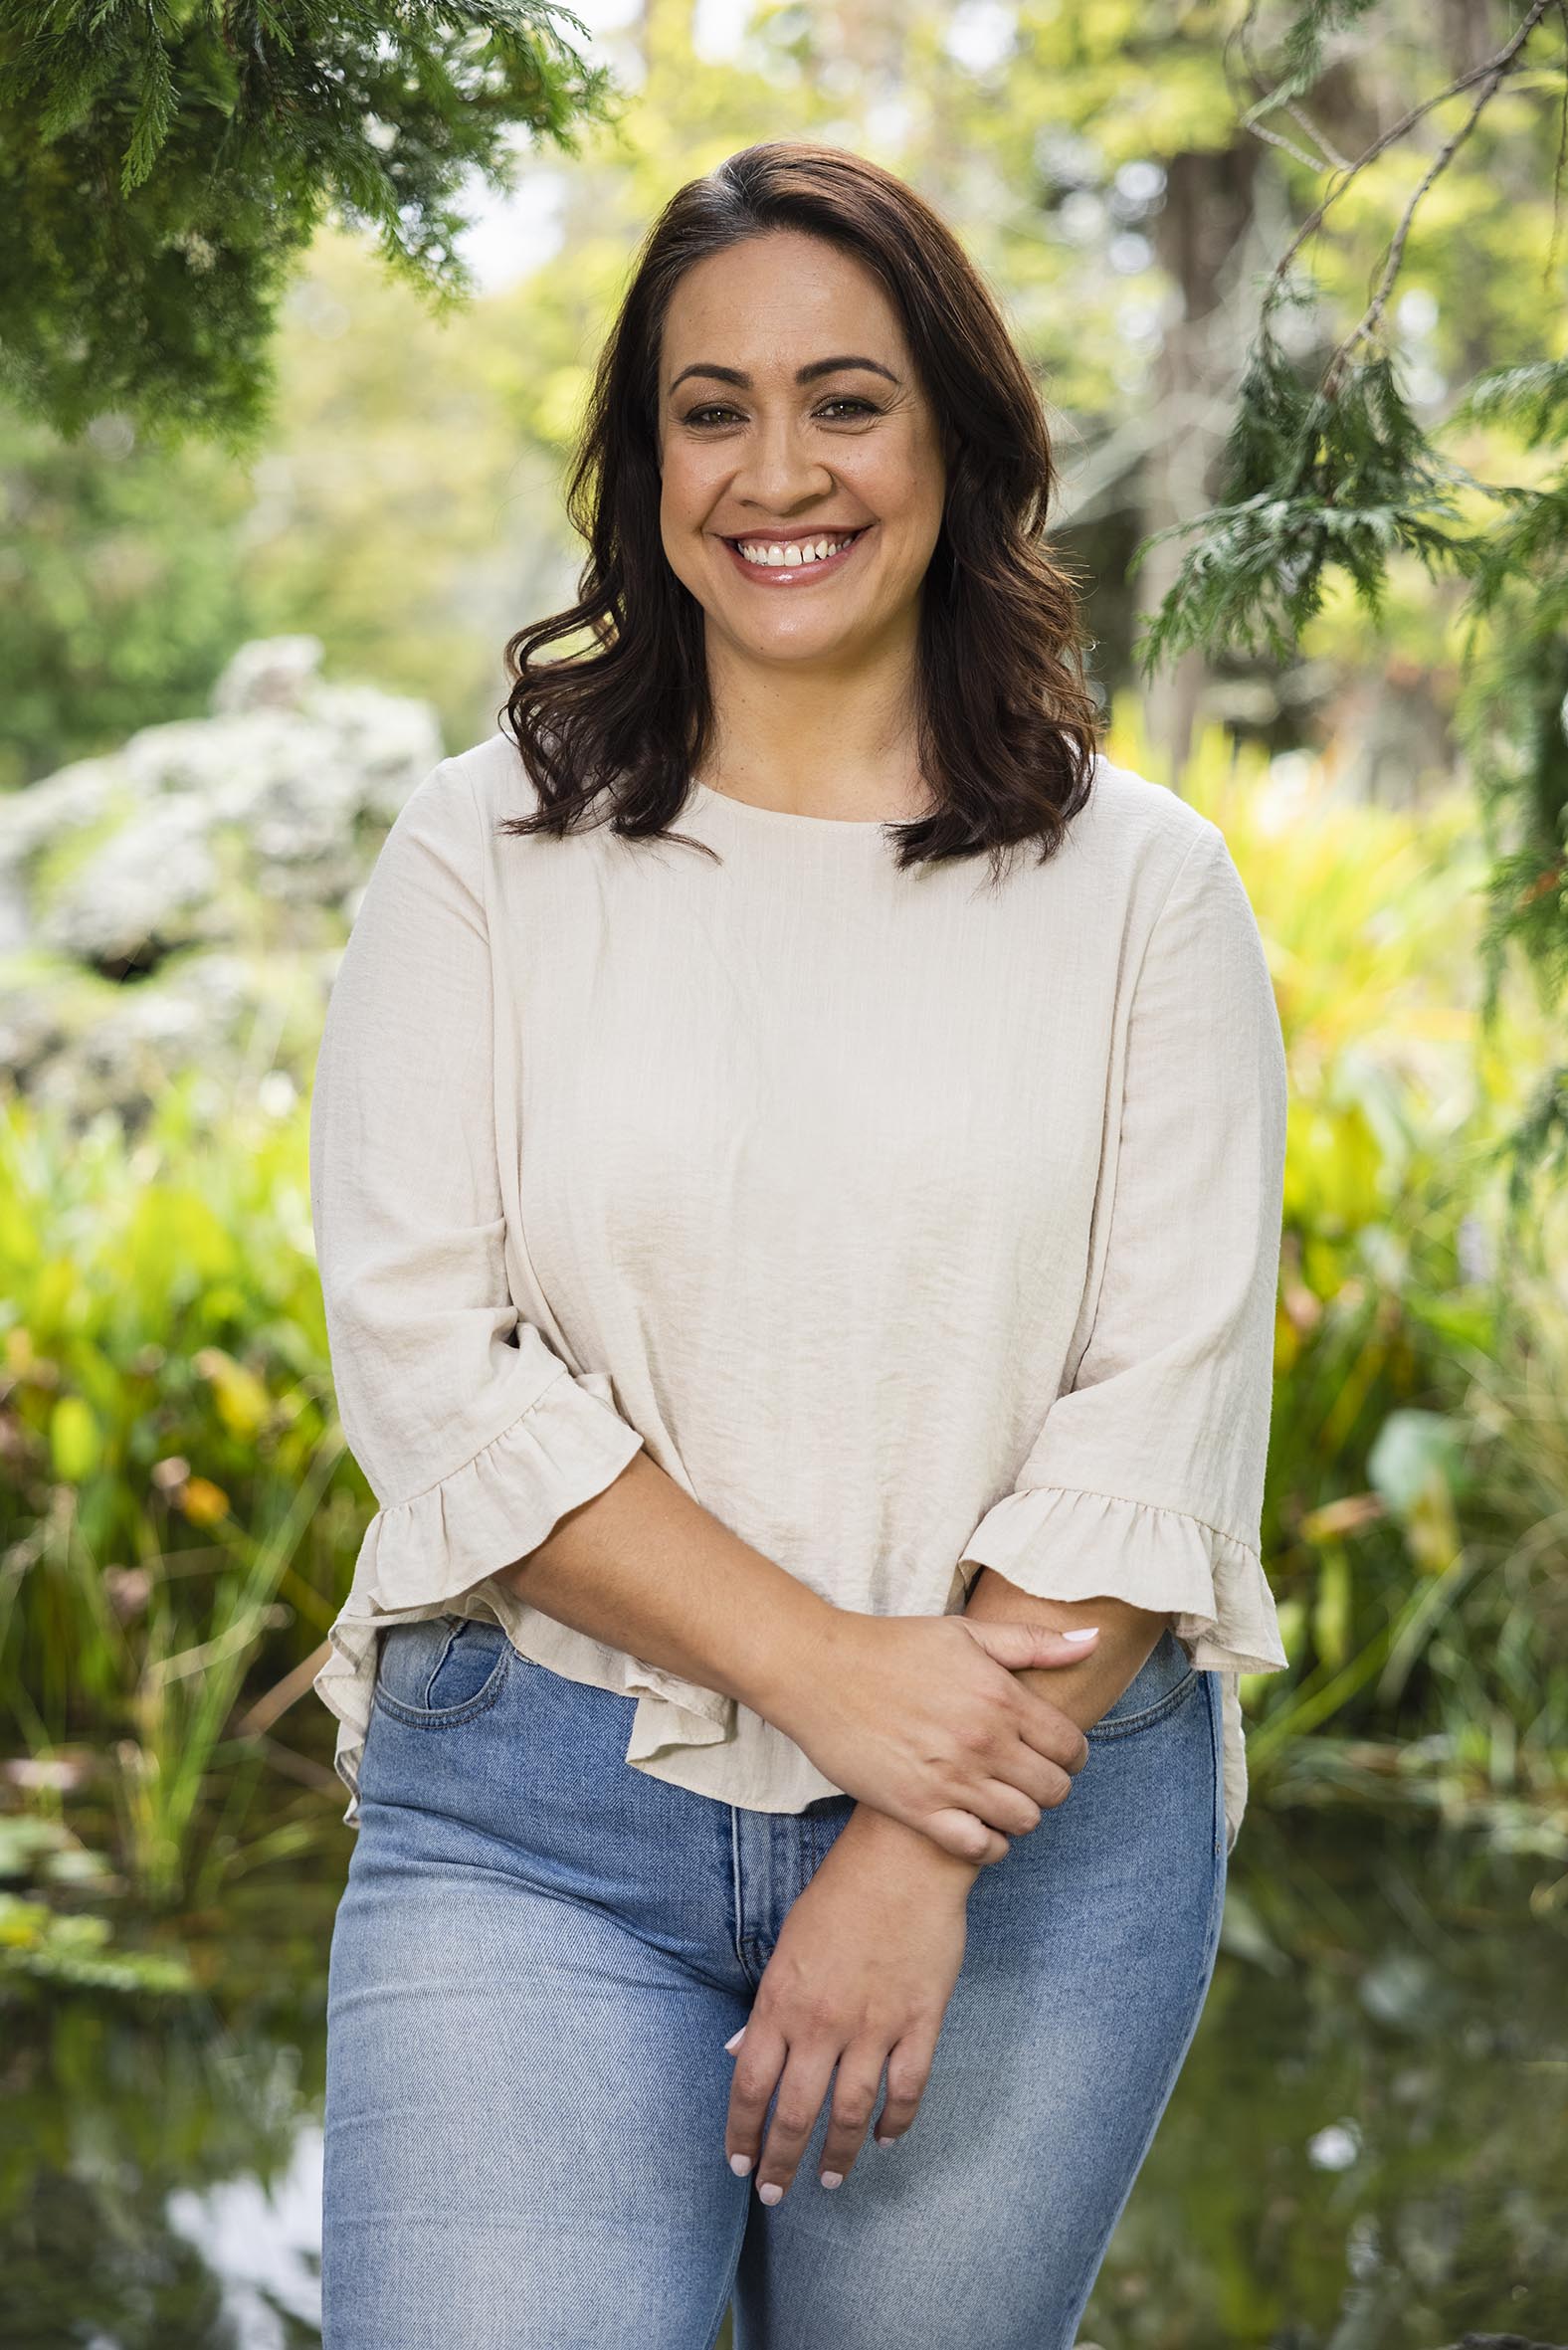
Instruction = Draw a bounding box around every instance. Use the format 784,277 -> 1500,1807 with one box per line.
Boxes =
0,1071 -> 353,1902
1461,353 -> 1568,447
0,402 -> 263,787
0,0 -> 623,446
1449,358 -> 1568,1191
0,1817 -> 194,1998
1144,709 -> 1568,1845
0,1891 -> 194,1996
1132,325 -> 1487,667
1126,0 -> 1568,1184
1259,0 -> 1383,93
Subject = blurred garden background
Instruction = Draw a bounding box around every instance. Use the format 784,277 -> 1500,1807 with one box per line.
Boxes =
2,1 -> 1567,2345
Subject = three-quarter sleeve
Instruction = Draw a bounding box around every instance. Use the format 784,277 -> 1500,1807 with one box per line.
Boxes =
956,817 -> 1289,1682
307,753 -> 645,1625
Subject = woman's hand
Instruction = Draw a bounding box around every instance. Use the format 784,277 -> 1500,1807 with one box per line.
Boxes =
723,1806 -> 976,2204
770,1610 -> 1097,1863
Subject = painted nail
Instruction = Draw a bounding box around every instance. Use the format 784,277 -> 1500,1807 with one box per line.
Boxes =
729,2153 -> 752,2176
758,2182 -> 783,2206
1062,1627 -> 1099,1643
875,2133 -> 894,2148
821,2170 -> 844,2190
724,2028 -> 745,2053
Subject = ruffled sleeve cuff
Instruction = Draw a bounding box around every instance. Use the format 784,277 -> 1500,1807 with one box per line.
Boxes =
957,1481 -> 1288,1678
346,1362 -> 643,1614
312,1363 -> 645,1820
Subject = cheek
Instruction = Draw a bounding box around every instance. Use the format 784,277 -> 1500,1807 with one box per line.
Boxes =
859,438 -> 941,533
658,480 -> 712,578
659,446 -> 703,522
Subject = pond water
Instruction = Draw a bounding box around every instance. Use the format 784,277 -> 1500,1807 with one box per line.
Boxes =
2,1806 -> 1564,2349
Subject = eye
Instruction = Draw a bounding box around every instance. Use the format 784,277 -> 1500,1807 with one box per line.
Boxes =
680,398 -> 882,428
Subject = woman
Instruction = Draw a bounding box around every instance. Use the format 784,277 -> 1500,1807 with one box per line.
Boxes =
311,140 -> 1289,2350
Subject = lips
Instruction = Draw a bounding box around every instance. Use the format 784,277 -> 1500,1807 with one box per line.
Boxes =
719,524 -> 872,584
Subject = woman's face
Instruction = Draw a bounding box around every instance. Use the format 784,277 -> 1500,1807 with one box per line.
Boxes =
657,228 -> 951,669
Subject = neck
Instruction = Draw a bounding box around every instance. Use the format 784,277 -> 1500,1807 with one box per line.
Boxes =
699,615 -> 929,821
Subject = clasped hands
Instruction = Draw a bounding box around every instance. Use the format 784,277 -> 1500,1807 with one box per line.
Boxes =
721,1597 -> 1141,2208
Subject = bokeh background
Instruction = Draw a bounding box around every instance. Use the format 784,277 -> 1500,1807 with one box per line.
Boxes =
2,3 -> 1566,2345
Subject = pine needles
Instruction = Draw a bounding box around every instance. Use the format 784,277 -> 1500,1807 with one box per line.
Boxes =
0,0 -> 622,446
1132,323 -> 1488,671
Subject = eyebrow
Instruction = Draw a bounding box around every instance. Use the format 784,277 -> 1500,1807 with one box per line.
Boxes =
668,355 -> 900,396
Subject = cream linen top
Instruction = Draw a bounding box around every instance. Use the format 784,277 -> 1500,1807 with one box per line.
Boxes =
309,728 -> 1290,1855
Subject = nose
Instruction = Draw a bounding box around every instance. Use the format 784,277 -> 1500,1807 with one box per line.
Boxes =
732,412 -> 835,517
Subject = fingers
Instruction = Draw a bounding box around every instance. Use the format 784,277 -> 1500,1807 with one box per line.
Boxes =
724,2027 -> 939,2198
961,1619 -> 1099,1675
727,2024 -> 838,2205
970,1774 -> 1046,1837
818,2036 -> 896,2185
1016,1690 -> 1091,1778
921,1805 -> 1011,1865
992,1734 -> 1083,1813
872,2026 -> 939,2150
923,1743 -> 1077,1854
724,2013 -> 786,2189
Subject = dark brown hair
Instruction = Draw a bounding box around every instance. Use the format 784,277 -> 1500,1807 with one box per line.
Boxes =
496,139 -> 1100,881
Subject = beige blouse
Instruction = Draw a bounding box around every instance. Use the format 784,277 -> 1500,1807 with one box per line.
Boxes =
310,729 -> 1290,1855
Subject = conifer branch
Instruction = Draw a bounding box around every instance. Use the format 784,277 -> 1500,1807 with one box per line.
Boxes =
1255,0 -> 1550,351
1320,0 -> 1552,398
0,0 -> 623,443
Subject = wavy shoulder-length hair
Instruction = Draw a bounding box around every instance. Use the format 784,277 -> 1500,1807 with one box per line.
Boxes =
496,138 -> 1100,880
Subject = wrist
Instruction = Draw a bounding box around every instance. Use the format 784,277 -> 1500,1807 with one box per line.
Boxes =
730,1577 -> 846,1732
837,1800 -> 984,1895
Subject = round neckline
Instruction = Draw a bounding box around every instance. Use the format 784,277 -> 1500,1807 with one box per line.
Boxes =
689,778 -> 914,832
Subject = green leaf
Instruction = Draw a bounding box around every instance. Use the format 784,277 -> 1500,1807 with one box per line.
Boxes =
49,1392 -> 99,1482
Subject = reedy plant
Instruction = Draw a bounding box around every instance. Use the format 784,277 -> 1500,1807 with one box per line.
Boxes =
0,1072 -> 347,1904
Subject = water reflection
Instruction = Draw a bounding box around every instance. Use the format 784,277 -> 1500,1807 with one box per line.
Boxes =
1080,1808 -> 1568,2346
3,1810 -> 1563,2348
166,2126 -> 322,2348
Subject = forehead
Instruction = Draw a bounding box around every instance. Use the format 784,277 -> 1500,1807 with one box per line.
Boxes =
661,232 -> 904,375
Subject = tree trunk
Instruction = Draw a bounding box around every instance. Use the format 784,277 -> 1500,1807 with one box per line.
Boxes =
1140,140 -> 1262,794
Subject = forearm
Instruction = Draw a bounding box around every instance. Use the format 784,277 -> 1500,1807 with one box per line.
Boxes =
494,1447 -> 835,1728
836,1576 -> 1175,1890
960,1573 -> 1174,1732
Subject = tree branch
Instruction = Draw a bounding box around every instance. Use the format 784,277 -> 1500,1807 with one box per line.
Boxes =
1251,0 -> 1552,375
1324,0 -> 1555,395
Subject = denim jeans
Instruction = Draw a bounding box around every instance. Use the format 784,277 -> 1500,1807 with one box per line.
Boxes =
321,1615 -> 1227,2350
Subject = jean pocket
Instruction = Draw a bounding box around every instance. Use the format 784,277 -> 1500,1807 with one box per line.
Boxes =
372,1612 -> 513,1729
1085,1625 -> 1200,1741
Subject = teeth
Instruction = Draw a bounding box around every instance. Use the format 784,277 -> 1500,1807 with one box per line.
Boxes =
735,531 -> 859,566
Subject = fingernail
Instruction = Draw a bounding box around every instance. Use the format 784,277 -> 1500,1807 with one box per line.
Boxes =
758,2182 -> 783,2205
1062,1627 -> 1099,1643
724,2028 -> 745,2053
729,2153 -> 752,2176
821,2170 -> 844,2190
875,2133 -> 894,2148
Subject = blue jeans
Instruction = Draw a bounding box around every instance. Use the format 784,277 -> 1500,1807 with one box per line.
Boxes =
321,1616 -> 1227,2350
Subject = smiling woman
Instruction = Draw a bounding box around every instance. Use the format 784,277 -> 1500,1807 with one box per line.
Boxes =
312,138 -> 1289,2350
654,238 -> 953,771
491,141 -> 1099,850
